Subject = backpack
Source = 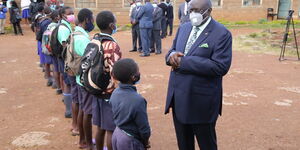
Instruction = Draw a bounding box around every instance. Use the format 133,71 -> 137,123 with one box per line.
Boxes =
79,33 -> 114,96
64,31 -> 84,76
42,23 -> 58,55
50,23 -> 71,58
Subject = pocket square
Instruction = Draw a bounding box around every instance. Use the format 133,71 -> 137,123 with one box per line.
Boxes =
199,43 -> 209,48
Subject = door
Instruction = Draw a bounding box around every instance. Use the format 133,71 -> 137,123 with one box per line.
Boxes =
278,0 -> 291,19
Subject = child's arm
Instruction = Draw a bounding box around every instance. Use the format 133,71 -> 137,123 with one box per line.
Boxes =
134,98 -> 151,147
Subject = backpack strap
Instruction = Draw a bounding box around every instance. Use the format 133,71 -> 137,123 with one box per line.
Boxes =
70,31 -> 85,56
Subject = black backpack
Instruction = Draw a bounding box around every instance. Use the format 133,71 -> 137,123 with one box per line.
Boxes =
50,23 -> 71,58
79,33 -> 114,97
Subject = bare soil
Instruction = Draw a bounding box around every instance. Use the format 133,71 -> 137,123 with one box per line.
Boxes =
0,26 -> 300,150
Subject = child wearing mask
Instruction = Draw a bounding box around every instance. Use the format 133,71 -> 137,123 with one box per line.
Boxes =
92,11 -> 122,150
57,6 -> 74,118
72,8 -> 94,150
110,58 -> 151,150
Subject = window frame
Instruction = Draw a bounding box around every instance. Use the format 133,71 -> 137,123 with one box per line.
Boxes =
242,0 -> 263,7
212,0 -> 223,8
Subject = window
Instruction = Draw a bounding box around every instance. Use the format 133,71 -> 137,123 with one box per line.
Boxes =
123,0 -> 131,7
211,0 -> 222,7
243,0 -> 261,6
75,0 -> 96,8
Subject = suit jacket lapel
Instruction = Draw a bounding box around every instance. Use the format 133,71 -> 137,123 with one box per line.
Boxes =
179,23 -> 192,53
186,19 -> 215,56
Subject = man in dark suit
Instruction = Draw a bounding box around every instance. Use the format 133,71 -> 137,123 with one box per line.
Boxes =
150,0 -> 162,54
137,0 -> 154,57
165,0 -> 232,149
129,0 -> 143,52
158,0 -> 167,38
178,0 -> 190,24
166,0 -> 173,36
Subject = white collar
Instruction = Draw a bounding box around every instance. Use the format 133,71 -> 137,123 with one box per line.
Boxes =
195,17 -> 211,31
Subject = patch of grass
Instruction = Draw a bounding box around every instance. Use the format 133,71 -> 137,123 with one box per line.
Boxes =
218,19 -> 300,29
4,26 -> 13,34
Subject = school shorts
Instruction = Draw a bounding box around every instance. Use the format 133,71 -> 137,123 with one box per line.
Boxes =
63,73 -> 71,86
79,86 -> 93,115
92,97 -> 116,131
52,57 -> 59,72
57,58 -> 65,73
112,127 -> 145,150
69,76 -> 79,103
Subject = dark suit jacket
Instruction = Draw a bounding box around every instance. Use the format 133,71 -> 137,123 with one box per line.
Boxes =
130,6 -> 141,27
152,7 -> 163,30
178,2 -> 190,24
137,2 -> 154,29
165,18 -> 232,124
166,4 -> 174,19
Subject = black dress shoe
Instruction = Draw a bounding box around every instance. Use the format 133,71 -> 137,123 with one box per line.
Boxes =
150,50 -> 155,53
155,52 -> 162,55
129,49 -> 137,52
140,53 -> 150,57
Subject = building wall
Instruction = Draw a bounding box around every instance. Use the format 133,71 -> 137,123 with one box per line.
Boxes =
13,0 -> 300,24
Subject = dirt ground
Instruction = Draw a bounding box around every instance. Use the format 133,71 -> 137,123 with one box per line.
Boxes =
0,26 -> 300,150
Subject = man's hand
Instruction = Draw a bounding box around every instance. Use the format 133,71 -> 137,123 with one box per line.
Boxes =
169,52 -> 184,69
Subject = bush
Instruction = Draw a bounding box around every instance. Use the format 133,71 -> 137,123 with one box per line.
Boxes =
258,19 -> 267,24
249,33 -> 258,38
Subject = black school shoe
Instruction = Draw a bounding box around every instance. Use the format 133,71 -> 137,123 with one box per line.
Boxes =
56,89 -> 63,95
46,80 -> 53,87
129,49 -> 137,52
65,113 -> 72,118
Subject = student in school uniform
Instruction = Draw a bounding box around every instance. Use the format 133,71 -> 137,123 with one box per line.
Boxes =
36,7 -> 53,86
0,2 -> 7,35
92,11 -> 122,150
57,6 -> 74,118
48,10 -> 63,94
21,0 -> 31,24
111,58 -> 151,150
72,8 -> 94,150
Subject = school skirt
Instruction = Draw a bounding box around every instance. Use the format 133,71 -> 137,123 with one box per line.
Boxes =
112,127 -> 145,150
92,97 -> 116,131
38,41 -> 52,64
22,9 -> 30,18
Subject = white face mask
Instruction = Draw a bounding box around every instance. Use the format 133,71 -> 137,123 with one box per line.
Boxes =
136,2 -> 142,6
189,9 -> 208,26
152,4 -> 157,8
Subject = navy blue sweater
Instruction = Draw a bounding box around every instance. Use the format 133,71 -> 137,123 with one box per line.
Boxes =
110,84 -> 151,143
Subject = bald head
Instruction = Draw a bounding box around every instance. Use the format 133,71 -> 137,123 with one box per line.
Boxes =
153,0 -> 158,4
188,0 -> 212,23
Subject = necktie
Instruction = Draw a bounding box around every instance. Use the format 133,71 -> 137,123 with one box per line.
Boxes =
184,27 -> 200,55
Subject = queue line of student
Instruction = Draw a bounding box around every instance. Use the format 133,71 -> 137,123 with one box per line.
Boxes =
34,5 -> 151,150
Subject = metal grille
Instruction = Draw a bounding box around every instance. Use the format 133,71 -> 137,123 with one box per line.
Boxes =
243,0 -> 261,6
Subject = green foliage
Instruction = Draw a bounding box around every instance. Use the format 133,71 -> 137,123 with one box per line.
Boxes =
249,33 -> 258,38
4,26 -> 13,33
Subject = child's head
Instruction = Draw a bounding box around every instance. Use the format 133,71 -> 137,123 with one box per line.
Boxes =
77,8 -> 94,32
50,10 -> 60,22
112,58 -> 140,85
44,7 -> 52,16
96,11 -> 117,35
59,6 -> 74,23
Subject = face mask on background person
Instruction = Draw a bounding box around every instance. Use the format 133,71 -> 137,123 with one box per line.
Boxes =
66,15 -> 75,23
189,9 -> 209,26
86,18 -> 94,32
152,4 -> 157,8
112,24 -> 117,34
60,3 -> 64,6
136,2 -> 142,6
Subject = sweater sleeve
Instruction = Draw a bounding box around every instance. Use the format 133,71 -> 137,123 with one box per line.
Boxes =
134,99 -> 151,144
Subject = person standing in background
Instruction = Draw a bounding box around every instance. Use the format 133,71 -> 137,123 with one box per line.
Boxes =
150,0 -> 162,54
129,0 -> 136,17
178,0 -> 190,24
136,0 -> 154,57
10,1 -> 23,35
0,1 -> 7,35
21,0 -> 31,24
166,0 -> 173,36
158,0 -> 167,38
129,0 -> 142,52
